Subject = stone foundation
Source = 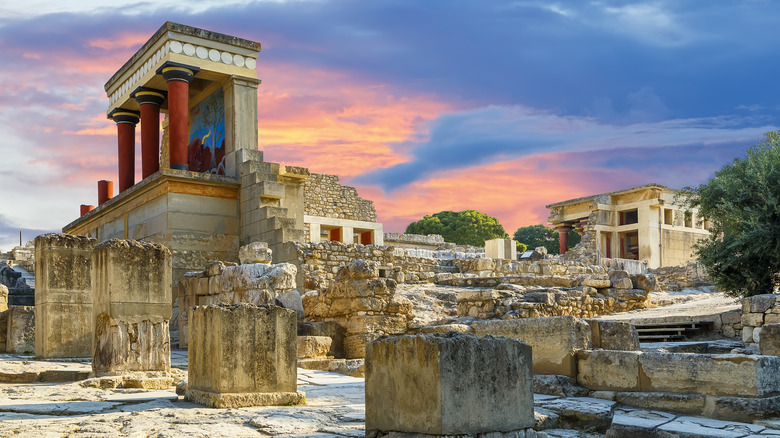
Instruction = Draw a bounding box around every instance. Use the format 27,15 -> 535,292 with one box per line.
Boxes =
186,303 -> 303,408
365,332 -> 534,436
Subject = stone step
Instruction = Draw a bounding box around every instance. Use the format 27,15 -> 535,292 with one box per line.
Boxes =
254,206 -> 289,222
259,228 -> 305,245
259,216 -> 296,231
633,321 -> 711,342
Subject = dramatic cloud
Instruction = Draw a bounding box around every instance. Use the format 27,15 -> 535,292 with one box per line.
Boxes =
1,0 -> 780,249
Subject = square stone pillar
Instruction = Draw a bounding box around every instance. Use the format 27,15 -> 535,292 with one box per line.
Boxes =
6,305 -> 34,354
485,238 -> 517,260
34,234 -> 97,358
365,332 -> 534,436
186,303 -> 304,408
92,240 -> 172,375
224,75 -> 260,160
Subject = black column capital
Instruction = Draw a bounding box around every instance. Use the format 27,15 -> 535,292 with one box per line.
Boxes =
131,87 -> 166,106
156,61 -> 200,83
108,108 -> 140,125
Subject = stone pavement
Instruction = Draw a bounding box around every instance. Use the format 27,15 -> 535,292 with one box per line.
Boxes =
2,352 -> 780,437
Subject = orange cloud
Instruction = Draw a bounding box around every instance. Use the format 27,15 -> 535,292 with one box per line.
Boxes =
87,33 -> 150,50
257,61 -> 451,178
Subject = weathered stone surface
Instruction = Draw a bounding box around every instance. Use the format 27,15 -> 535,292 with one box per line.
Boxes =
581,276 -> 611,288
34,233 -> 97,358
533,374 -> 590,397
639,352 -> 780,397
614,392 -> 706,415
187,303 -> 300,408
298,321 -> 346,358
346,314 -> 407,335
742,312 -> 764,327
608,270 -> 629,282
759,323 -> 780,356
238,241 -> 272,265
611,278 -> 634,290
274,289 -> 304,319
92,239 -> 172,375
710,394 -> 780,421
577,350 -> 640,391
744,294 -> 777,314
614,289 -> 649,302
606,409 -> 677,437
588,320 -> 640,351
297,336 -> 331,359
344,333 -> 381,359
335,259 -> 379,281
6,305 -> 34,354
0,284 -> 7,312
365,332 -> 534,436
533,396 -> 616,433
472,316 -> 591,376
630,273 -> 657,291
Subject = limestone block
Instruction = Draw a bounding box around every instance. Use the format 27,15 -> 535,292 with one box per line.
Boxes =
754,326 -> 763,344
34,233 -> 97,358
614,289 -> 649,302
365,332 -> 534,436
0,284 -> 7,312
346,314 -> 407,335
611,278 -> 634,290
274,289 -> 304,319
298,321 -> 346,358
720,308 -> 742,325
588,320 -> 640,351
760,324 -> 780,356
608,270 -> 629,282
6,306 -> 35,354
582,276 -> 611,289
238,242 -> 272,265
742,312 -> 764,327
92,240 -> 172,375
344,333 -> 381,359
334,259 -> 379,281
745,294 -> 776,313
472,316 -> 591,376
577,350 -> 641,391
639,352 -> 780,397
296,336 -> 332,359
630,273 -> 657,291
614,392 -> 706,415
187,303 -> 302,408
0,310 -> 6,351
743,326 -> 755,343
766,314 -> 780,325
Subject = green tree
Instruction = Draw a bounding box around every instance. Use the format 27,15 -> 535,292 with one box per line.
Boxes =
405,210 -> 509,247
680,130 -> 780,298
513,225 -> 581,254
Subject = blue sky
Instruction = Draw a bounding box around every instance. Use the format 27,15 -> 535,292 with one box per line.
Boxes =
0,0 -> 778,250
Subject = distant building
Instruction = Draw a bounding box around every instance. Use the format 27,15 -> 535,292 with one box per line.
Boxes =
546,184 -> 709,268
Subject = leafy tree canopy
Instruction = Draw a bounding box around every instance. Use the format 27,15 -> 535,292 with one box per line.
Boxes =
405,210 -> 509,247
513,224 -> 581,254
680,130 -> 780,298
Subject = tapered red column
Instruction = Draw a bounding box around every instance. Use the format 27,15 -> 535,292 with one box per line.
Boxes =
132,88 -> 166,178
108,109 -> 140,192
157,62 -> 199,171
97,180 -> 113,205
556,225 -> 572,255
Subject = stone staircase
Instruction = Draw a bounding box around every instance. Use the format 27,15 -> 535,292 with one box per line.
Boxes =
633,321 -> 713,342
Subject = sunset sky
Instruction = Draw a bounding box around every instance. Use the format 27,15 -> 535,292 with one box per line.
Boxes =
1,0 -> 779,250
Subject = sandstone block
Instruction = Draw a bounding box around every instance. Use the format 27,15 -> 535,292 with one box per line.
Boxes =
472,316 -> 591,376
608,270 -> 629,282
0,284 -> 7,312
582,276 -> 611,289
743,326 -> 755,343
238,242 -> 272,265
614,289 -> 649,302
611,278 -> 634,290
745,294 -> 777,313
630,273 -> 657,291
760,324 -> 780,356
614,392 -> 705,415
34,233 -> 97,358
298,321 -> 346,358
187,304 -> 303,408
344,333 -> 381,359
335,259 -> 378,281
742,312 -> 764,327
346,314 -> 407,335
6,305 -> 34,354
577,350 -> 641,391
365,332 -> 534,436
296,336 -> 332,359
588,320 -> 640,351
0,310 -> 7,351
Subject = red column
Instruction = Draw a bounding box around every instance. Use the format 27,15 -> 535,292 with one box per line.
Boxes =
80,204 -> 94,216
556,225 -> 572,255
108,109 -> 140,193
98,180 -> 113,205
157,62 -> 199,170
132,88 -> 166,178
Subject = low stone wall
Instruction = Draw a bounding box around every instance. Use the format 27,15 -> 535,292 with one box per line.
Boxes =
302,260 -> 414,359
382,232 -> 444,249
284,241 -> 442,291
648,261 -> 710,291
739,294 -> 780,344
177,261 -> 299,348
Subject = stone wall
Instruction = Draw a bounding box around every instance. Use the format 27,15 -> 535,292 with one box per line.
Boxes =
284,241 -> 442,292
382,233 -> 444,249
648,261 -> 709,291
739,294 -> 780,344
303,173 -> 376,222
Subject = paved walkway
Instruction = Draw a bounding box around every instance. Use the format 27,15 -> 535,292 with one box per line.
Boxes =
2,352 -> 780,437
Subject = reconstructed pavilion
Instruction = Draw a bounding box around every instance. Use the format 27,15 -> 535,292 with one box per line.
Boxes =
63,22 -> 383,292
546,184 -> 709,268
